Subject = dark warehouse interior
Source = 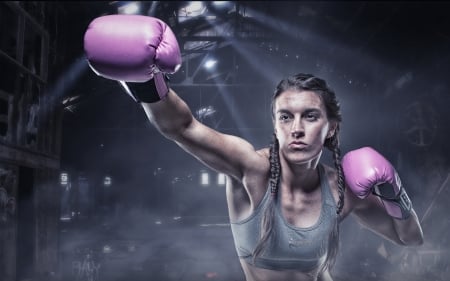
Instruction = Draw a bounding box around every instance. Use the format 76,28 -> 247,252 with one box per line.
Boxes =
1,1 -> 450,281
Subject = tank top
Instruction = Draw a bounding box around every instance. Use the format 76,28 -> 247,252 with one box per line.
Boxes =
230,164 -> 338,271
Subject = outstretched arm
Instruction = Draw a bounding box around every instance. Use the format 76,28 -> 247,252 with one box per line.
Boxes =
84,14 -> 265,182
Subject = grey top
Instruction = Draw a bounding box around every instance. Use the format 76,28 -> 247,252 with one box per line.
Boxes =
230,164 -> 338,271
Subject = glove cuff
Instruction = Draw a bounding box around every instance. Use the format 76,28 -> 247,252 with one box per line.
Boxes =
119,72 -> 169,103
375,185 -> 412,220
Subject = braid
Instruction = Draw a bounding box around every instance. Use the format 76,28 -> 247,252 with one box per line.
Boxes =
252,134 -> 280,262
269,133 -> 280,195
333,145 -> 345,215
325,126 -> 345,215
319,126 -> 345,275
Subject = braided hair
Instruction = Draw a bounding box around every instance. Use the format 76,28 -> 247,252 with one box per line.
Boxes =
253,73 -> 344,273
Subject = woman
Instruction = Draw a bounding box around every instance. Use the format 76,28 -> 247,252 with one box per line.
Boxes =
84,14 -> 424,281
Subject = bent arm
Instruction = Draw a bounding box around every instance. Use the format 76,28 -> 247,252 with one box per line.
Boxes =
141,88 -> 264,181
350,191 -> 424,246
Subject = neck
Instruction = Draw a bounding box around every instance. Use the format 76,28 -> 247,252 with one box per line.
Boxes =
280,156 -> 321,193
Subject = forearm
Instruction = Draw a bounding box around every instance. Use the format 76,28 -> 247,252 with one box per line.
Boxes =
141,89 -> 194,140
359,195 -> 424,246
375,185 -> 424,246
391,206 -> 423,246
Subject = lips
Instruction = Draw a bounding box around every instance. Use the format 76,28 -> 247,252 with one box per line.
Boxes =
289,141 -> 307,149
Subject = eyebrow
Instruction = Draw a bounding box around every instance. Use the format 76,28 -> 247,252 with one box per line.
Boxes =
276,108 -> 322,115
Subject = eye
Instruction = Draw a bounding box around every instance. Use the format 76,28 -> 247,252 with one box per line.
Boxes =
279,114 -> 291,122
305,112 -> 319,121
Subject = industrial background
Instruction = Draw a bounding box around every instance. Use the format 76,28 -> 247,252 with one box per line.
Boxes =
0,1 -> 449,281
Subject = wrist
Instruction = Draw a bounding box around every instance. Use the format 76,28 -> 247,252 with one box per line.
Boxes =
119,72 -> 169,103
375,184 -> 412,220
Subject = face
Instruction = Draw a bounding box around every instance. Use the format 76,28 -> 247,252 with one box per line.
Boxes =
273,90 -> 335,166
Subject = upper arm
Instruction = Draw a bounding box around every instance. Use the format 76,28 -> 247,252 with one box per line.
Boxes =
174,117 -> 264,180
142,89 -> 265,181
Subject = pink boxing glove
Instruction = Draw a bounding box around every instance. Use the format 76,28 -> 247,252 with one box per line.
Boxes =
84,15 -> 182,102
342,147 -> 412,220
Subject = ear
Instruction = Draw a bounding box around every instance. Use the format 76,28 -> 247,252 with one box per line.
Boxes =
327,122 -> 338,139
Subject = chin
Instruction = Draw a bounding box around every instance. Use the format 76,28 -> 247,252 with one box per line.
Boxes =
286,149 -> 322,165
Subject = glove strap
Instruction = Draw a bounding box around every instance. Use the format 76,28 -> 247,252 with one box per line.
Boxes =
118,72 -> 169,103
373,183 -> 412,220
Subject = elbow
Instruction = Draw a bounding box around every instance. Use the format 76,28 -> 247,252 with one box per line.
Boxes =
400,238 -> 424,247
158,126 -> 179,140
143,98 -> 194,140
398,231 -> 424,247
155,116 -> 194,141
407,235 -> 424,247
149,108 -> 194,140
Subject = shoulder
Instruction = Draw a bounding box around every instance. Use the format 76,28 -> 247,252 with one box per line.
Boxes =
227,147 -> 271,221
245,147 -> 270,180
256,147 -> 270,160
244,147 -> 271,197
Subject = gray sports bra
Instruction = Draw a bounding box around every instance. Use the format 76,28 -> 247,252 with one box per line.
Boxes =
230,164 -> 338,271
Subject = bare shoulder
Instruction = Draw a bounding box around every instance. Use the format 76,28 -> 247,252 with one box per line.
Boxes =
249,147 -> 270,177
245,147 -> 271,196
227,147 -> 271,221
245,147 -> 270,179
256,147 -> 270,159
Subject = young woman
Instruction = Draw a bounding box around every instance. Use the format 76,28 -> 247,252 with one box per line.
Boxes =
84,14 -> 424,281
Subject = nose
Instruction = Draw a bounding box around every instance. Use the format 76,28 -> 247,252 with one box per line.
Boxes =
290,118 -> 304,138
